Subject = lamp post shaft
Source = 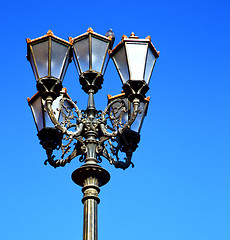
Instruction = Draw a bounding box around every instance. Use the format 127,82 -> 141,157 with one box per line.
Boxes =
82,177 -> 100,240
72,164 -> 110,240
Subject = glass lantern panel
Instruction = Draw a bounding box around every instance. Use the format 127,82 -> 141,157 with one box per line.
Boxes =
109,98 -> 129,128
57,98 -> 74,125
102,50 -> 109,75
30,96 -> 44,131
73,53 -> 81,75
73,37 -> 89,73
52,96 -> 62,121
44,109 -> 54,128
112,45 -> 129,84
130,101 -> 146,133
91,37 -> 109,73
126,43 -> 148,81
51,40 -> 69,79
43,96 -> 63,128
30,51 -> 38,80
144,47 -> 156,84
121,98 -> 129,125
32,40 -> 49,78
60,50 -> 70,80
109,101 -> 122,124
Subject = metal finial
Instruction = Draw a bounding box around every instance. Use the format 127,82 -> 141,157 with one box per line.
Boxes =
129,32 -> 139,39
47,30 -> 54,36
87,27 -> 94,33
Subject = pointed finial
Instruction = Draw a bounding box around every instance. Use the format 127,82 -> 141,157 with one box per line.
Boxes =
129,32 -> 139,39
26,38 -> 31,43
87,27 -> 94,33
69,37 -> 73,44
47,30 -> 54,36
145,36 -> 151,41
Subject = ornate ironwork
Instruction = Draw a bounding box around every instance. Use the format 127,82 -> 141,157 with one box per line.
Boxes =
43,91 -> 141,170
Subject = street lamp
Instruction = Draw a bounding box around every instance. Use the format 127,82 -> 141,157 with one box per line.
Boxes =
26,30 -> 72,98
107,92 -> 150,170
27,28 -> 159,240
109,32 -> 159,101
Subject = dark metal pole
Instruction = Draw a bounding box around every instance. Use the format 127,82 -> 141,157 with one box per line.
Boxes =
72,164 -> 110,240
82,177 -> 100,240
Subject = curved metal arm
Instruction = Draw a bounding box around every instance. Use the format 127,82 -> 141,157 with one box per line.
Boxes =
100,97 -> 140,138
45,96 -> 84,138
112,152 -> 134,170
98,141 -> 134,170
44,147 -> 79,168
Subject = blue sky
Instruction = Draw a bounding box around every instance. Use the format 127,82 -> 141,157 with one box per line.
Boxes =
1,0 -> 230,240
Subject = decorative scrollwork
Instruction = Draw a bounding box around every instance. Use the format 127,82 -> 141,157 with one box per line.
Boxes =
43,91 -> 141,170
100,97 -> 140,138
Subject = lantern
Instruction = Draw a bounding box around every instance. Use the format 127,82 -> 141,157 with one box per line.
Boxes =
107,93 -> 150,153
26,30 -> 72,98
109,33 -> 159,100
70,28 -> 113,93
27,88 -> 71,150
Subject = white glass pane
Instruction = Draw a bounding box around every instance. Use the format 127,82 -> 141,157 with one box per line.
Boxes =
44,110 -> 54,128
32,40 -> 49,78
102,51 -> 109,75
126,43 -> 148,80
30,96 -> 44,131
144,47 -> 156,84
130,102 -> 145,133
73,53 -> 80,75
51,40 -> 69,79
30,51 -> 38,80
92,37 -> 109,73
110,101 -> 122,120
109,98 -> 129,127
53,96 -> 62,121
58,99 -> 73,124
60,51 -> 70,81
113,46 -> 129,83
73,38 -> 89,73
43,97 -> 61,128
121,98 -> 129,124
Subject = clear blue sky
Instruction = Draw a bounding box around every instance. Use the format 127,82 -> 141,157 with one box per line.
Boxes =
1,0 -> 230,240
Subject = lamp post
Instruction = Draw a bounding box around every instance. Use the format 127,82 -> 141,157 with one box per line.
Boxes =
26,28 -> 159,240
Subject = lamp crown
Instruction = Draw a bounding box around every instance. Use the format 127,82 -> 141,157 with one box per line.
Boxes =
47,30 -> 54,36
69,37 -> 74,44
87,27 -> 94,33
129,32 -> 139,39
